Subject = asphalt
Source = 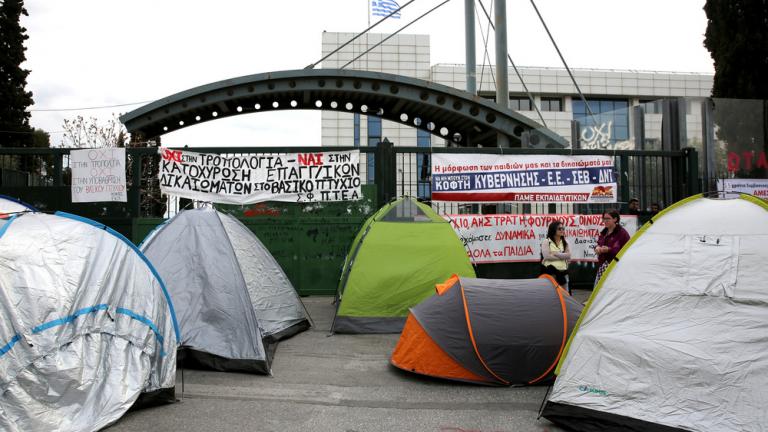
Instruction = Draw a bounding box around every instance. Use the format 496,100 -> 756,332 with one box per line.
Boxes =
108,290 -> 592,432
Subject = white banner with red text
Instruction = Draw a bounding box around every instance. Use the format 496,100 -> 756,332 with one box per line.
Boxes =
445,213 -> 638,264
158,148 -> 361,204
431,153 -> 617,203
717,178 -> 768,200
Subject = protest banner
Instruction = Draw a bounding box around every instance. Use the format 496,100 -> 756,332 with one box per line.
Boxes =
717,178 -> 768,199
158,148 -> 361,204
70,148 -> 127,203
431,154 -> 617,203
445,213 -> 638,264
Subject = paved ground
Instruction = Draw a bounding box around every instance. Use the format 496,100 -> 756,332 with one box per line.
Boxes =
109,290 -> 592,432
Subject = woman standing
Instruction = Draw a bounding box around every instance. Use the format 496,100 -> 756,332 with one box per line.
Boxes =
541,221 -> 571,293
594,209 -> 631,286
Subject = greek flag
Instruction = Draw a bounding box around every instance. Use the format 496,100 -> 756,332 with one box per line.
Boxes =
371,0 -> 401,18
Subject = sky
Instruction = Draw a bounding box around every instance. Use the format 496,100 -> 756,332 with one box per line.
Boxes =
21,0 -> 714,148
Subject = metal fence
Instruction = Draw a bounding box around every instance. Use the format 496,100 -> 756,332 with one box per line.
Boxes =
0,145 -> 698,293
389,146 -> 698,217
0,145 -> 699,218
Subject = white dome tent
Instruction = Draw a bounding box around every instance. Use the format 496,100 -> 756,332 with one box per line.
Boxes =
0,212 -> 179,432
0,194 -> 36,215
542,194 -> 768,432
140,206 -> 311,374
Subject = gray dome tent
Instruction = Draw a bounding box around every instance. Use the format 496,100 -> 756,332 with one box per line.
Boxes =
140,207 -> 310,374
0,212 -> 179,432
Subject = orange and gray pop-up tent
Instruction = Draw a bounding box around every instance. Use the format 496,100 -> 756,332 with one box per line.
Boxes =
391,275 -> 583,386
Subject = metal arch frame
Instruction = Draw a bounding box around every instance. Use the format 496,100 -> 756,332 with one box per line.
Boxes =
120,69 -> 567,148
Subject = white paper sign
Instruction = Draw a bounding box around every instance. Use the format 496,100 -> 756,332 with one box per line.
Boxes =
158,148 -> 361,204
445,213 -> 638,264
717,178 -> 768,199
70,148 -> 127,203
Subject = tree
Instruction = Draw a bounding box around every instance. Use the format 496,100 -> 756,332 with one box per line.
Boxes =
704,0 -> 768,99
704,0 -> 768,178
31,127 -> 49,148
30,128 -> 54,176
0,0 -> 34,147
61,115 -> 128,148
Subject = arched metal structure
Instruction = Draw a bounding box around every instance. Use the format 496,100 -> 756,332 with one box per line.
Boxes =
120,69 -> 567,148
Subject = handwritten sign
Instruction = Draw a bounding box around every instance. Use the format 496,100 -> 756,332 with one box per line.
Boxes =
431,154 -> 617,203
446,213 -> 638,264
158,148 -> 361,204
70,148 -> 127,203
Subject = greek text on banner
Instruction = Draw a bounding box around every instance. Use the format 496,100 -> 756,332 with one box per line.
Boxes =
446,213 -> 638,264
158,148 -> 361,204
717,178 -> 768,200
431,153 -> 617,203
71,148 -> 127,203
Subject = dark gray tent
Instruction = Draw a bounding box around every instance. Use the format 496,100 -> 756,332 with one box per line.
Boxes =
391,275 -> 582,385
140,207 -> 310,374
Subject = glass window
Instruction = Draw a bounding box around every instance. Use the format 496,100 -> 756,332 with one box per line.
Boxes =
572,99 -> 586,115
541,97 -> 562,112
417,181 -> 430,200
367,147 -> 376,183
510,96 -> 532,111
686,99 -> 701,115
416,129 -> 430,148
614,125 -> 629,140
572,98 -> 631,147
573,99 -> 600,116
614,112 -> 629,126
353,113 -> 360,147
416,129 -> 431,199
367,116 -> 382,183
639,99 -> 661,114
367,116 -> 382,146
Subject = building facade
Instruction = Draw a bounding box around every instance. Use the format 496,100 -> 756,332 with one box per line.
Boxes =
321,32 -> 715,206
321,32 -> 713,149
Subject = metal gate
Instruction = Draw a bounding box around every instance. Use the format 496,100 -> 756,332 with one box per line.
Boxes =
0,145 -> 698,294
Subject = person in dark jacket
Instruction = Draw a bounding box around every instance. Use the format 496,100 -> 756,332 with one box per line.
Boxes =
627,198 -> 640,215
649,202 -> 662,216
593,209 -> 630,287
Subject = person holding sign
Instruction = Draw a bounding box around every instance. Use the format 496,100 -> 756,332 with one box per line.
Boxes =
594,209 -> 631,287
541,221 -> 571,294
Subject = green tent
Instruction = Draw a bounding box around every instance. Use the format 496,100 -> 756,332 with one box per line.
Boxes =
331,197 -> 476,333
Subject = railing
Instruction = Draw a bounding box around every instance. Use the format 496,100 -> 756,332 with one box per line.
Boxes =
0,145 -> 699,294
388,146 -> 698,217
0,145 -> 698,218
